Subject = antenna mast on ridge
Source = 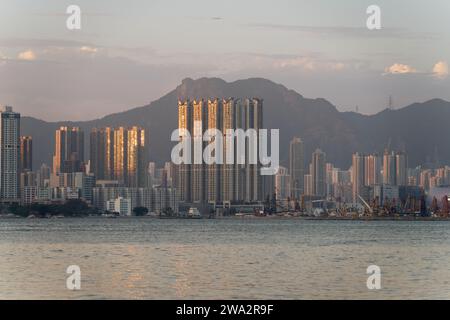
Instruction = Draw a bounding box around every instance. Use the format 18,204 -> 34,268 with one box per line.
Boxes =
388,95 -> 394,110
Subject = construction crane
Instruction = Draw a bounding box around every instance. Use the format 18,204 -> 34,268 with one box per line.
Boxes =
402,195 -> 411,214
388,95 -> 394,110
358,194 -> 373,215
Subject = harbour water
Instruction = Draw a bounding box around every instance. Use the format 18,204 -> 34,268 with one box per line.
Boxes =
0,218 -> 449,299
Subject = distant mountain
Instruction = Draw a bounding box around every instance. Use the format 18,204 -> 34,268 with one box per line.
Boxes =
21,77 -> 450,170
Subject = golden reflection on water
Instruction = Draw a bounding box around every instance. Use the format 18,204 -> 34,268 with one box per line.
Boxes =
172,245 -> 192,298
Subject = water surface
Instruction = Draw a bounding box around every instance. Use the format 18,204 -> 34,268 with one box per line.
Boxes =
0,218 -> 449,299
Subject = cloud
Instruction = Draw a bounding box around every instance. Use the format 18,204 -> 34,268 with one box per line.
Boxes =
384,63 -> 417,75
0,38 -> 92,48
432,61 -> 449,79
0,49 -> 212,120
17,50 -> 36,61
0,52 -> 6,66
80,46 -> 98,54
272,56 -> 347,72
248,23 -> 439,40
331,62 -> 345,71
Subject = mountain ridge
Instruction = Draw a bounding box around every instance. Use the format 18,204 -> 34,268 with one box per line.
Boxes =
20,77 -> 450,170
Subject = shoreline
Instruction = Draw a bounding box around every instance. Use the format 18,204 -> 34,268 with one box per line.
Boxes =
0,214 -> 449,222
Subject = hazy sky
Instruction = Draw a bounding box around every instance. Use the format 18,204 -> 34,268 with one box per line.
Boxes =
1,0 -> 449,120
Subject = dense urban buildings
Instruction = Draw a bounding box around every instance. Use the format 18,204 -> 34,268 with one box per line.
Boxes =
17,123 -> 175,215
90,126 -> 147,187
0,102 -> 449,217
89,126 -> 174,214
92,184 -> 178,215
177,97 -> 264,207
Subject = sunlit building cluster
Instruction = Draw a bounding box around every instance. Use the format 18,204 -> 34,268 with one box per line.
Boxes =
177,97 -> 266,209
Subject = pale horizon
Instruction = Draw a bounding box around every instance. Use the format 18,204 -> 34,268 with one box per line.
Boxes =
1,0 -> 450,120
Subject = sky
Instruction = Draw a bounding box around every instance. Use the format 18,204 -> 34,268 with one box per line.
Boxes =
0,0 -> 449,121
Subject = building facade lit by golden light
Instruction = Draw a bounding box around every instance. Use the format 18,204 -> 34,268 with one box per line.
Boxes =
176,97 -> 265,205
178,99 -> 192,202
91,126 -> 147,187
207,98 -> 222,203
52,126 -> 84,174
191,99 -> 207,203
126,126 -> 146,188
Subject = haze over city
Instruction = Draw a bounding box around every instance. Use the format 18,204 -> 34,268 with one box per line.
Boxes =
1,0 -> 450,120
1,0 -> 450,304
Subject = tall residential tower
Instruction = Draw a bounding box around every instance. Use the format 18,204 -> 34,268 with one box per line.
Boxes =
53,126 -> 84,173
289,137 -> 304,199
20,136 -> 32,172
311,149 -> 326,197
0,106 -> 21,202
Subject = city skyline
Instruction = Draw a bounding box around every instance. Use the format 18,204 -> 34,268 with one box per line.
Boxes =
9,76 -> 450,174
2,1 -> 450,304
2,98 -> 450,217
6,101 -> 450,173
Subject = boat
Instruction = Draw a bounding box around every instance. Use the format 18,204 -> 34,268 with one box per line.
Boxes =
101,213 -> 118,218
187,207 -> 202,219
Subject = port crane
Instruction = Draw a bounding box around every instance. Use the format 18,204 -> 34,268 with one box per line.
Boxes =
358,194 -> 373,215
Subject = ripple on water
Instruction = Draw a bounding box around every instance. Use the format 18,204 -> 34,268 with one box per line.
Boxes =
0,218 -> 449,299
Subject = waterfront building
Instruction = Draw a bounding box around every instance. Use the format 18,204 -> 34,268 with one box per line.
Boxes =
21,186 -> 51,205
92,185 -> 178,215
106,196 -> 131,216
0,106 -> 21,202
49,171 -> 95,203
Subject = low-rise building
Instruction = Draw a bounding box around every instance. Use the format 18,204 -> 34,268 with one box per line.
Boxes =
106,197 -> 131,216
